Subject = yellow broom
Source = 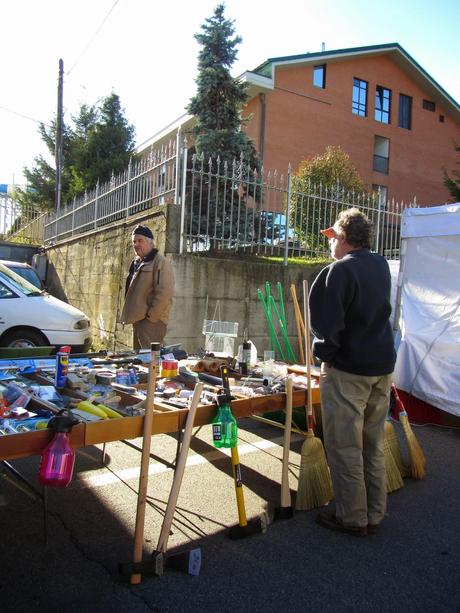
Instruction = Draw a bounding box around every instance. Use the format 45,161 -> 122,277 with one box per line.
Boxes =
384,419 -> 409,478
391,385 -> 426,480
383,429 -> 404,493
295,280 -> 333,510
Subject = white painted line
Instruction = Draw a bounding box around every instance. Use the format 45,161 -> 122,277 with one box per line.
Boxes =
76,434 -> 301,489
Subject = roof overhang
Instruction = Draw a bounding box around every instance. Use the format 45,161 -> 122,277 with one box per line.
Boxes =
238,71 -> 274,98
136,113 -> 195,154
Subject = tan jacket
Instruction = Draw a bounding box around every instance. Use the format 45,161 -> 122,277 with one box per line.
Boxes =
120,252 -> 174,325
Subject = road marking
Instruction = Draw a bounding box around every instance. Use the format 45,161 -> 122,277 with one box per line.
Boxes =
76,434 -> 300,489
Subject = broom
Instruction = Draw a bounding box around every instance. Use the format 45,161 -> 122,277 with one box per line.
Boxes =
392,385 -> 426,480
383,427 -> 404,493
295,280 -> 333,511
384,419 -> 409,478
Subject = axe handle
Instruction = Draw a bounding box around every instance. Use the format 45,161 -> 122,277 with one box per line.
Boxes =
130,355 -> 159,585
156,382 -> 203,553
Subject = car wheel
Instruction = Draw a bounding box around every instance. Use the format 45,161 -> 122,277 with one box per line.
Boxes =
2,329 -> 49,349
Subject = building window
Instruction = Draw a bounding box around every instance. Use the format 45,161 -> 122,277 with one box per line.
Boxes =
398,94 -> 412,130
352,78 -> 368,117
373,136 -> 390,174
423,99 -> 436,112
375,86 -> 391,123
372,184 -> 388,209
439,115 -> 445,123
313,64 -> 326,88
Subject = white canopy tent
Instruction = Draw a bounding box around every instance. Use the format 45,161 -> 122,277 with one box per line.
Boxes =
393,203 -> 460,416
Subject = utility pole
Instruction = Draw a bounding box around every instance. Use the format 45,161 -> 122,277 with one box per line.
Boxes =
55,58 -> 64,212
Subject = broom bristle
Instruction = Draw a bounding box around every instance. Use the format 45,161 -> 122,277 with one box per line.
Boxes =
399,411 -> 426,480
383,434 -> 404,492
385,420 -> 410,478
295,433 -> 333,511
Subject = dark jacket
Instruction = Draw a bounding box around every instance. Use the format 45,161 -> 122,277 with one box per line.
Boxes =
309,249 -> 396,376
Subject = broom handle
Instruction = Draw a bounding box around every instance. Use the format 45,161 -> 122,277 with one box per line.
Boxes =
290,284 -> 305,365
130,344 -> 160,585
156,382 -> 203,553
391,384 -> 407,415
303,280 -> 314,432
280,375 -> 293,507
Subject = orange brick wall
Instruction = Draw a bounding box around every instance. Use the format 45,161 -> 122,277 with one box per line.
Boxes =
243,55 -> 460,205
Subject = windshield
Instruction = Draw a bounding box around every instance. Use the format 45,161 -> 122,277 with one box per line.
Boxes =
9,265 -> 43,289
0,262 -> 43,296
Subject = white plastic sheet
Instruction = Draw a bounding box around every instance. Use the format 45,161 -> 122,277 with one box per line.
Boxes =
393,204 -> 460,416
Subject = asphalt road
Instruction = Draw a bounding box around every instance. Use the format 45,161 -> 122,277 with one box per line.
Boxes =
1,417 -> 459,613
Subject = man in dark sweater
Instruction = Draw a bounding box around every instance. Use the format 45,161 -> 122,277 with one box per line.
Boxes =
310,207 -> 396,537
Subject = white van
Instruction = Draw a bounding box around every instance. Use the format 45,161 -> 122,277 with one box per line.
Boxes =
0,262 -> 91,351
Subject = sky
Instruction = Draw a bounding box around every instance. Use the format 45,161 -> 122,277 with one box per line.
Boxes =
1,0 -> 459,186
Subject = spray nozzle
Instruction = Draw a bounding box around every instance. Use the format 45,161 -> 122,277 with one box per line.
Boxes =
48,412 -> 79,433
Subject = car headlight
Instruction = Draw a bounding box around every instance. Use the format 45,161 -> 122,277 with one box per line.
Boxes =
73,319 -> 90,330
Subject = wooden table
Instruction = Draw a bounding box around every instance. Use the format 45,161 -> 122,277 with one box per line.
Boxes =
0,386 -> 320,462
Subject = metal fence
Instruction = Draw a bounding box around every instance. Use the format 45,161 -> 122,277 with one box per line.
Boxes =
180,152 -> 411,262
8,138 -> 412,261
43,139 -> 179,243
0,195 -> 44,244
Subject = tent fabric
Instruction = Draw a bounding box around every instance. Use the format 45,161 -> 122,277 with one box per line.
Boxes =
393,204 -> 460,416
401,203 -> 460,238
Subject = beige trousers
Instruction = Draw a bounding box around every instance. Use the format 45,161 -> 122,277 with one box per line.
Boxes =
320,364 -> 392,528
132,319 -> 167,350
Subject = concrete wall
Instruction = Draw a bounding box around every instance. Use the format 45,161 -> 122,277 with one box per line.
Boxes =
43,209 -> 325,357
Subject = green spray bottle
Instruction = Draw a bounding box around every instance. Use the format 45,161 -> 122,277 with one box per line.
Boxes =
212,365 -> 237,448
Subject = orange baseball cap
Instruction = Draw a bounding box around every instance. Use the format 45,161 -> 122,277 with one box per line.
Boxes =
320,226 -> 337,239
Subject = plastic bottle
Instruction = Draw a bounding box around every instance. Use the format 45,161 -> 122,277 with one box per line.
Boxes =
239,330 -> 251,375
38,414 -> 78,488
212,396 -> 238,448
212,364 -> 237,448
55,345 -> 71,389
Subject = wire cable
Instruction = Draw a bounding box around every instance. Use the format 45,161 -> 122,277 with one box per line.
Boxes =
66,0 -> 121,76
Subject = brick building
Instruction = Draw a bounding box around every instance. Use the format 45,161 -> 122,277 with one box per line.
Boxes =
139,43 -> 460,206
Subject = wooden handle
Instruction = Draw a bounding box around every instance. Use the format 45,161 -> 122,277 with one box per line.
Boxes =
130,355 -> 159,584
280,376 -> 293,507
303,280 -> 314,431
290,284 -> 305,365
156,382 -> 203,553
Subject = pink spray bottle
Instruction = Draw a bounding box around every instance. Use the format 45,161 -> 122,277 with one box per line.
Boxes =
38,413 -> 79,488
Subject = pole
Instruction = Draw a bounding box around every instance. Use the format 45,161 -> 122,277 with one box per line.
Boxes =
55,59 -> 64,213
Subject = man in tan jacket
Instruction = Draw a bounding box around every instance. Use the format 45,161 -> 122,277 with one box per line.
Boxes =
121,225 -> 175,349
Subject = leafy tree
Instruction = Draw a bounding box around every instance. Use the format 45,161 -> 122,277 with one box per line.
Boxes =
443,143 -> 460,202
289,145 -> 370,252
15,93 -> 136,211
186,4 -> 261,249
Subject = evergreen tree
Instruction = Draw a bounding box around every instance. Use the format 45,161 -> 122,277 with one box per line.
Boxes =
15,93 -> 136,211
187,4 -> 258,167
186,4 -> 261,249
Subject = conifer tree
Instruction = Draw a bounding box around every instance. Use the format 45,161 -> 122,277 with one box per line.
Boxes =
186,4 -> 260,249
15,93 -> 136,211
187,4 -> 258,167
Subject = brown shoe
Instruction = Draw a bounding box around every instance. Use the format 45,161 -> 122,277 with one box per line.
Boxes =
367,523 -> 380,535
316,513 -> 367,537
